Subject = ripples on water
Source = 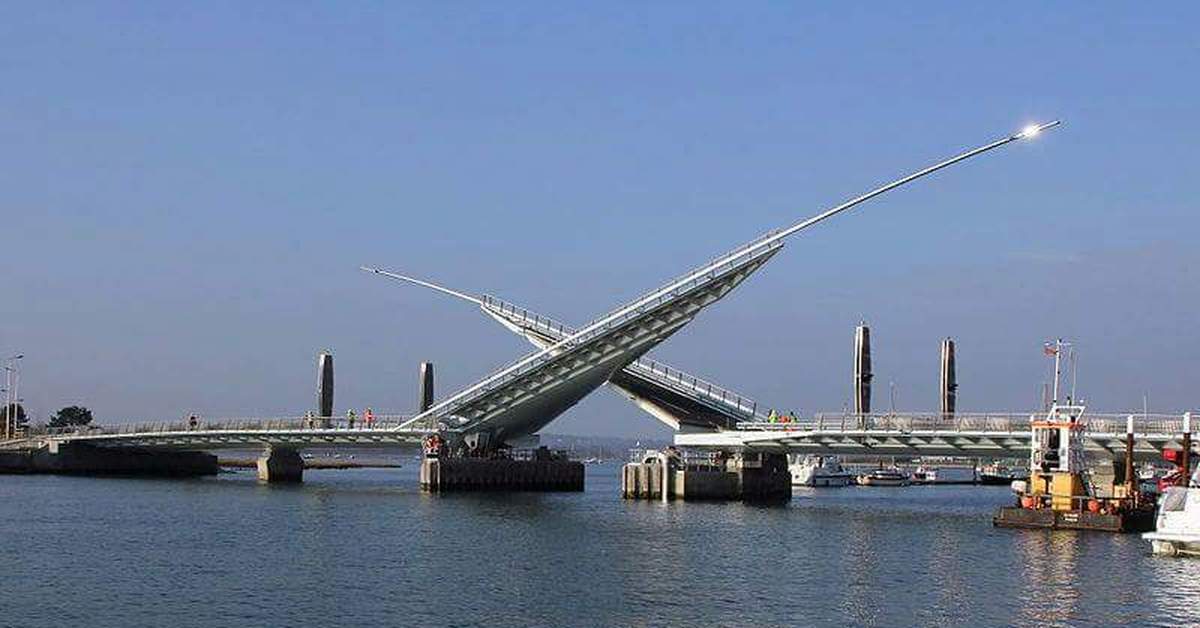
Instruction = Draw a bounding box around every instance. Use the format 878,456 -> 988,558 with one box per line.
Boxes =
2,464 -> 1199,627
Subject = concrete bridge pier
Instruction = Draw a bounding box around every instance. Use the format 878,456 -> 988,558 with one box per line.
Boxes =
257,447 -> 304,483
420,447 -> 584,492
622,450 -> 791,502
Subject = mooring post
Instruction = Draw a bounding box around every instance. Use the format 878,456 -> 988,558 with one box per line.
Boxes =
656,451 -> 670,503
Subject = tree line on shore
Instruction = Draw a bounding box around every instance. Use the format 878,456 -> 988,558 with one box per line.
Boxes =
1,404 -> 94,435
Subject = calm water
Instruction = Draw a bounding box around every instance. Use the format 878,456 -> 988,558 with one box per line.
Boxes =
2,463 -> 1197,628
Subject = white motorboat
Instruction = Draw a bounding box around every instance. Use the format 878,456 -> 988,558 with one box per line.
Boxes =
857,467 -> 911,487
790,456 -> 853,487
1145,486 -> 1200,557
911,465 -> 978,485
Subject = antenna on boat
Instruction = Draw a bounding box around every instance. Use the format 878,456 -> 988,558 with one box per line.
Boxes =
1069,345 -> 1078,405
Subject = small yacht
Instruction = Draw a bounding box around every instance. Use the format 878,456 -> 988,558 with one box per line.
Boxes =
790,456 -> 854,487
857,466 -> 911,487
1144,486 -> 1200,557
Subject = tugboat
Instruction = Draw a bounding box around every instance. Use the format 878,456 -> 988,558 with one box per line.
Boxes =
993,339 -> 1156,533
790,455 -> 854,487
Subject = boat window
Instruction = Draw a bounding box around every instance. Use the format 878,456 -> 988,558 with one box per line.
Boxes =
1162,488 -> 1189,512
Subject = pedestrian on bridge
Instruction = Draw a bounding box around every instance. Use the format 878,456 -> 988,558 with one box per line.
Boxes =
364,407 -> 374,427
346,408 -> 356,429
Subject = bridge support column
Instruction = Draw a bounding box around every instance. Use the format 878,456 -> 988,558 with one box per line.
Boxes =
257,447 -> 303,483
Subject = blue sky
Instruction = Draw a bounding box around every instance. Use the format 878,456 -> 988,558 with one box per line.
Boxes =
3,3 -> 1197,436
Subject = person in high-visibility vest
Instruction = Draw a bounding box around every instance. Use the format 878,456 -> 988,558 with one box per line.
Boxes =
346,408 -> 356,429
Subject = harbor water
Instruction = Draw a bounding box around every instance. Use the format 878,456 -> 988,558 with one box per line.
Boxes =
2,462 -> 1198,627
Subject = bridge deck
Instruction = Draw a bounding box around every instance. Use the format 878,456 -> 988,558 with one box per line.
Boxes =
675,412 -> 1197,462
4,417 -> 428,451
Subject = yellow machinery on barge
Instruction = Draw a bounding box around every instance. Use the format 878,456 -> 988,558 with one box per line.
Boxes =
994,340 -> 1156,533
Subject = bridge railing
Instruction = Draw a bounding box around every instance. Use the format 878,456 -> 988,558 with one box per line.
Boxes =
481,295 -> 577,338
29,414 -> 417,438
735,412 -> 1195,435
481,295 -> 764,420
626,358 -> 762,419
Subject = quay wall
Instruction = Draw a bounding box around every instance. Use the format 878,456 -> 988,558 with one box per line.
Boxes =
0,444 -> 218,477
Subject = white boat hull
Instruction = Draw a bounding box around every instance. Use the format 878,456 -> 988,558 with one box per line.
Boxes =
857,475 -> 911,487
790,457 -> 853,487
797,474 -> 854,487
1146,536 -> 1200,557
1144,487 -> 1200,557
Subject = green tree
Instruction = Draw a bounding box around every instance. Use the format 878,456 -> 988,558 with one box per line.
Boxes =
1,403 -> 28,435
49,405 -> 93,428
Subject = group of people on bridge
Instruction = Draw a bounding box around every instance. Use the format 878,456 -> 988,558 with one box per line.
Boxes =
301,408 -> 377,429
765,409 -> 800,424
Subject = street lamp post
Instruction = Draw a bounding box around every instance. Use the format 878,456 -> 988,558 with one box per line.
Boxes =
3,368 -> 10,440
4,355 -> 23,439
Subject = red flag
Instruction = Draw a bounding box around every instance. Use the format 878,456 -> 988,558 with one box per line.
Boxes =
1043,343 -> 1058,356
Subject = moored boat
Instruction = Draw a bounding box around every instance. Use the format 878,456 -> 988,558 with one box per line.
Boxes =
912,465 -> 978,485
1144,486 -> 1200,556
979,462 -> 1029,485
857,467 -> 911,487
790,456 -> 853,487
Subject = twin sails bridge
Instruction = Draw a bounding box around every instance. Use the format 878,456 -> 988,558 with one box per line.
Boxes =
15,120 -> 1186,485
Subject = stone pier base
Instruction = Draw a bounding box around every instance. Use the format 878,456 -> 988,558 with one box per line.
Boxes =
623,452 -> 791,502
420,454 -> 584,492
257,447 -> 304,483
0,443 -> 218,477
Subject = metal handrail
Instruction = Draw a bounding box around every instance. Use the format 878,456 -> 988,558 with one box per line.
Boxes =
625,358 -> 762,418
576,239 -> 782,332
